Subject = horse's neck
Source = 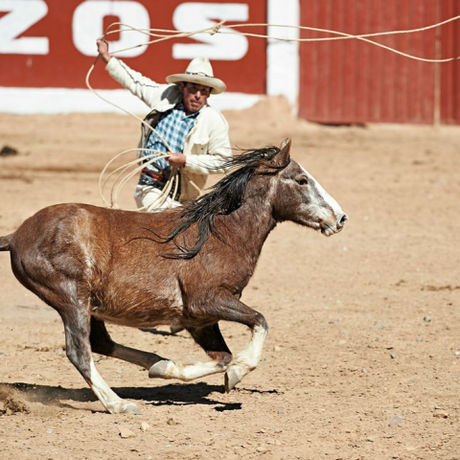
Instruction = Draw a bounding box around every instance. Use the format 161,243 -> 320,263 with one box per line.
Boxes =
225,191 -> 277,263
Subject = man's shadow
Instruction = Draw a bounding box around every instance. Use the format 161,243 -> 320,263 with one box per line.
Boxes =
2,381 -> 244,412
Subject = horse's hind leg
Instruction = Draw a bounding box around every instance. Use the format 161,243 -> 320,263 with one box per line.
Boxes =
61,309 -> 140,414
149,323 -> 232,381
90,317 -> 164,369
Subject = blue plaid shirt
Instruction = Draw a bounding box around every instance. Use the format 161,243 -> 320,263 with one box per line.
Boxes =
139,102 -> 201,198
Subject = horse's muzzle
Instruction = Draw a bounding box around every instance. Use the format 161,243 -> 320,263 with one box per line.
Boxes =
321,213 -> 348,236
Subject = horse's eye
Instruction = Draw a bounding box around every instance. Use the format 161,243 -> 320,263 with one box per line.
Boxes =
296,177 -> 309,186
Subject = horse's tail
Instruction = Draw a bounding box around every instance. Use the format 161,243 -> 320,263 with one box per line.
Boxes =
0,234 -> 13,251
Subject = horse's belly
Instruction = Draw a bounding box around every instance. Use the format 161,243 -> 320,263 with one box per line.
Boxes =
90,287 -> 184,328
91,310 -> 181,329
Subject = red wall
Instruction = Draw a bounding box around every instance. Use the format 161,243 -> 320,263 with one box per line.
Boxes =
299,0 -> 438,124
0,0 -> 267,94
299,0 -> 460,125
440,0 -> 460,124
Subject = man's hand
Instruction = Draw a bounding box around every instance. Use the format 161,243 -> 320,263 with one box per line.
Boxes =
96,38 -> 112,64
168,153 -> 186,168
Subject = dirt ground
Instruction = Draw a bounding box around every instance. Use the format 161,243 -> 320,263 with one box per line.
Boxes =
0,97 -> 459,460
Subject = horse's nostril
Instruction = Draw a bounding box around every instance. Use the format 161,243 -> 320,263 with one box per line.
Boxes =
339,214 -> 348,227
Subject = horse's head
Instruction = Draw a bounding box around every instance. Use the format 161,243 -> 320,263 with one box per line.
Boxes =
270,139 -> 348,236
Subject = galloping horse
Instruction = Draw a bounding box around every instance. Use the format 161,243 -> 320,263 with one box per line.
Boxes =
0,139 -> 347,414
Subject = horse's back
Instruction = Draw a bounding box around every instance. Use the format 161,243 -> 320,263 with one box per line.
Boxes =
12,203 -> 110,253
9,203 -> 170,280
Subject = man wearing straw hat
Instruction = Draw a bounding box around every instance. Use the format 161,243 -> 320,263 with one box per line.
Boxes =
97,39 -> 232,210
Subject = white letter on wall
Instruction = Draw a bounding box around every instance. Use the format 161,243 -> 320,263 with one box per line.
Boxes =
0,0 -> 49,54
173,2 -> 248,60
73,0 -> 150,57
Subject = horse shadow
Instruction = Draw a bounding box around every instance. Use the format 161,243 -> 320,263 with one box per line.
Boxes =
2,381 -> 246,412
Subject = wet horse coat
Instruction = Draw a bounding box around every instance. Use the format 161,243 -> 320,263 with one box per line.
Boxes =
0,139 -> 347,414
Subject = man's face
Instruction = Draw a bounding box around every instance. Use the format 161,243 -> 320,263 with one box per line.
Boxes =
181,82 -> 211,115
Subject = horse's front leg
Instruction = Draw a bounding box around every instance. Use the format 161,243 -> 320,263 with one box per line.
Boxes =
212,299 -> 268,392
149,295 -> 268,392
194,296 -> 268,392
224,321 -> 268,392
149,323 -> 232,380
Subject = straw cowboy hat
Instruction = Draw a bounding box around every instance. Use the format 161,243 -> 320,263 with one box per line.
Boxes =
166,56 -> 226,95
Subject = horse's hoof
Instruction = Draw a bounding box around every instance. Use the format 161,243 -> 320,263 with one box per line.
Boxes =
109,401 -> 141,415
123,402 -> 141,415
149,360 -> 174,379
225,366 -> 243,393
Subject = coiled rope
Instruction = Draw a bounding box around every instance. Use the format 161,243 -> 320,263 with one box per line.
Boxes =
90,15 -> 460,210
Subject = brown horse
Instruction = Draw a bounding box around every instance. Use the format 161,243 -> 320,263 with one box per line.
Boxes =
0,139 -> 347,414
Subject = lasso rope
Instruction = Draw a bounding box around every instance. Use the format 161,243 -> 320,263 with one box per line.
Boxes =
92,15 -> 460,210
98,149 -> 178,210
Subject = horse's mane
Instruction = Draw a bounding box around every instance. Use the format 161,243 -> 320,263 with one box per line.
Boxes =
163,145 -> 285,259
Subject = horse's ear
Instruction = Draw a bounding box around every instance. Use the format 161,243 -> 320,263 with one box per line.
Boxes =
256,138 -> 292,173
271,138 -> 291,168
279,138 -> 292,160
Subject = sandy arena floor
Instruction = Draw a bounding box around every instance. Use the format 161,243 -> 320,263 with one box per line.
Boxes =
0,97 -> 460,460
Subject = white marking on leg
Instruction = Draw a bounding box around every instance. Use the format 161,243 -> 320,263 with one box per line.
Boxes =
153,325 -> 268,383
149,359 -> 227,381
224,325 -> 268,392
89,360 -> 140,414
233,325 -> 268,370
